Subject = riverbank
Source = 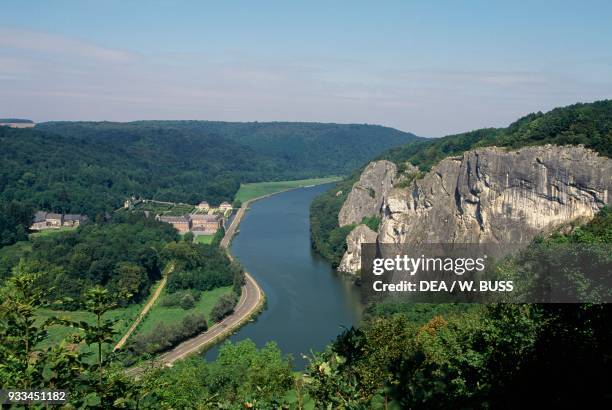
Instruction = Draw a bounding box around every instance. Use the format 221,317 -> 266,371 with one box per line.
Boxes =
234,176 -> 342,203
205,183 -> 362,369
128,179 -> 341,370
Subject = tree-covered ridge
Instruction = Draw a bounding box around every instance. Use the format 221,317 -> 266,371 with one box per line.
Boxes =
311,100 -> 612,267
0,118 -> 33,123
381,99 -> 612,171
0,120 -> 420,218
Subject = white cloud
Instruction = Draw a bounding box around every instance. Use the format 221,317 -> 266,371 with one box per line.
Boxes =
0,28 -> 138,63
1,28 -> 611,136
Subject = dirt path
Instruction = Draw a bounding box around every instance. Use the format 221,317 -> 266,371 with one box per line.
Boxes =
113,263 -> 174,351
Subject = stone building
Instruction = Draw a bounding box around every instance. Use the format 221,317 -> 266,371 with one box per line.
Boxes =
46,213 -> 64,228
157,215 -> 191,233
196,201 -> 210,212
63,214 -> 87,227
190,214 -> 222,234
30,211 -> 87,230
31,211 -> 50,230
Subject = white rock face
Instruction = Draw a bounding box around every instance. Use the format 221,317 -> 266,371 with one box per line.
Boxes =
338,160 -> 397,227
340,145 -> 612,273
338,224 -> 378,273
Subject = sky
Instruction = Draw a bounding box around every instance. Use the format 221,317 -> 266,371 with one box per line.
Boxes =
1,0 -> 611,137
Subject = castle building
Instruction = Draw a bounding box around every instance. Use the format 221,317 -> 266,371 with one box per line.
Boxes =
190,214 -> 222,234
157,215 -> 191,233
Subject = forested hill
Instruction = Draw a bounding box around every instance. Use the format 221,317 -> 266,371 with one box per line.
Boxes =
379,99 -> 611,170
1,121 -> 420,217
37,121 -> 420,176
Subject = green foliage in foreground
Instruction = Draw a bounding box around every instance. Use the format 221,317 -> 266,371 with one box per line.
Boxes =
1,208 -> 611,408
145,340 -> 295,408
300,207 -> 612,408
0,269 -> 149,408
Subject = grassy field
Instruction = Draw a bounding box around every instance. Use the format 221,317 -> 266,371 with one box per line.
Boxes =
35,303 -> 143,362
29,226 -> 77,238
234,176 -> 342,203
195,234 -> 214,244
135,286 -> 233,336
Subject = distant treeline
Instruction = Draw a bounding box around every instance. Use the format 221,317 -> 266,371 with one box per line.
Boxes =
0,118 -> 33,123
0,121 -> 418,248
311,100 -> 612,266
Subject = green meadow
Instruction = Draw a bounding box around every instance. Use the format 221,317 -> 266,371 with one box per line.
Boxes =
234,176 -> 342,203
135,286 -> 233,336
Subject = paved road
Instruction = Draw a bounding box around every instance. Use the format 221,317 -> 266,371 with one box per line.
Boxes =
125,201 -> 264,374
155,270 -> 262,366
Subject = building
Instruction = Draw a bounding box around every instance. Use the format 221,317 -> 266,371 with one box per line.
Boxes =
63,214 -> 87,227
196,201 -> 210,212
30,211 -> 87,230
157,215 -> 191,233
218,202 -> 232,213
46,213 -> 64,228
31,211 -> 49,230
0,122 -> 35,128
190,214 -> 222,234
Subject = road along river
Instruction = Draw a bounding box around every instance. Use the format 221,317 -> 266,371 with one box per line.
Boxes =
205,183 -> 363,369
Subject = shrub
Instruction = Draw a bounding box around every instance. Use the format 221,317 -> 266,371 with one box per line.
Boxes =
161,289 -> 201,308
131,313 -> 208,355
210,293 -> 238,323
179,292 -> 196,310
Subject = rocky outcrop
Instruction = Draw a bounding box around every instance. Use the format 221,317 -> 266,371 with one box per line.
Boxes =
338,160 -> 397,226
339,224 -> 378,273
340,145 -> 612,273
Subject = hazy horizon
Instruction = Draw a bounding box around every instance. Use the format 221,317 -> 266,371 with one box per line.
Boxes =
2,1 -> 612,137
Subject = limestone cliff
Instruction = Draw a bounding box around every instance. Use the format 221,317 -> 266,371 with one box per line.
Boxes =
338,224 -> 378,272
338,160 -> 397,227
338,145 -> 612,273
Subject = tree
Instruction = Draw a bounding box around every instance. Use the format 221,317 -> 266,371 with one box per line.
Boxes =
179,292 -> 196,310
210,293 -> 238,322
183,231 -> 194,243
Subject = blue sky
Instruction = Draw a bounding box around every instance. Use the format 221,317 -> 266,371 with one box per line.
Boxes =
1,0 -> 611,136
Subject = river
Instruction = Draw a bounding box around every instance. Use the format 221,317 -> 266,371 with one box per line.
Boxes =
205,184 -> 363,369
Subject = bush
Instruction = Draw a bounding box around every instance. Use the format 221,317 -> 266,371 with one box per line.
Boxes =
165,243 -> 242,292
160,289 -> 201,308
131,313 -> 208,355
210,293 -> 238,323
179,292 -> 196,310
